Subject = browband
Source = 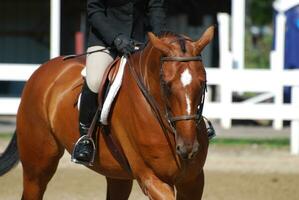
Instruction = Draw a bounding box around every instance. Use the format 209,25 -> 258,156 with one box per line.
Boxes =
161,55 -> 202,62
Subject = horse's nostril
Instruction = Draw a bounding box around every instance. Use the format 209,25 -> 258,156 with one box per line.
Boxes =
176,145 -> 181,152
176,145 -> 186,156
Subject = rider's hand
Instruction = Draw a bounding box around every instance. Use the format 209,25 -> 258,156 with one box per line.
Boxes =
113,34 -> 136,55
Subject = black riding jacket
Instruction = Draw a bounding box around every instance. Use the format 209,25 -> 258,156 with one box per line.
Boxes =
87,0 -> 166,47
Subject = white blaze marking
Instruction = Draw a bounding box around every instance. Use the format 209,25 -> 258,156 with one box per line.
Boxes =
186,94 -> 191,114
180,69 -> 192,114
180,69 -> 192,87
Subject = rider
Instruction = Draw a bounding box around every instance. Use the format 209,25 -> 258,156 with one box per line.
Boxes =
72,0 -> 167,164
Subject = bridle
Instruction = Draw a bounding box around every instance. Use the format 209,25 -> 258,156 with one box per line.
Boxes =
128,36 -> 207,134
127,37 -> 207,168
160,54 -> 207,135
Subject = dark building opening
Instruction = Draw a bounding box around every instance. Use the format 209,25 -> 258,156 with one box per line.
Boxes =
0,0 -> 230,97
0,0 -> 50,64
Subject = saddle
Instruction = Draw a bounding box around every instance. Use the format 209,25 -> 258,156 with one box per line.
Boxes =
97,57 -> 121,104
81,56 -> 131,171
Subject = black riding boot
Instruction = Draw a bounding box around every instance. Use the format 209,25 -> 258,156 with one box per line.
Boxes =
72,81 -> 98,165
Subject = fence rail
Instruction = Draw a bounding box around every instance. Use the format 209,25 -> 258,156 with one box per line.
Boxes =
0,64 -> 39,81
0,64 -> 39,115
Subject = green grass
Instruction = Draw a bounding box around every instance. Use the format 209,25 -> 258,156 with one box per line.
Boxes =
0,132 -> 289,149
0,133 -> 13,140
210,138 -> 289,149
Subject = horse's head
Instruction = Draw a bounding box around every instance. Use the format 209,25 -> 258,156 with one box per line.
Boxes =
148,26 -> 215,160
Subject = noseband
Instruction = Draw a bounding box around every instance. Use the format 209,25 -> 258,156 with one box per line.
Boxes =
160,55 -> 207,133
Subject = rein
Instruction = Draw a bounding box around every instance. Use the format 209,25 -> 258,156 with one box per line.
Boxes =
127,57 -> 181,169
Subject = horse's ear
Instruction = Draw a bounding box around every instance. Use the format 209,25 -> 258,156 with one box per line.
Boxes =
148,32 -> 171,55
194,26 -> 215,55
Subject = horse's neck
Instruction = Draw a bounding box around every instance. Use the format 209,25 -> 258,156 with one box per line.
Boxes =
139,45 -> 164,104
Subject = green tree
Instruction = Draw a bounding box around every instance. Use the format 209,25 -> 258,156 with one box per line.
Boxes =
249,0 -> 273,25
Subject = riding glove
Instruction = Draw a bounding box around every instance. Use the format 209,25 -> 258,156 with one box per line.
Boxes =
113,34 -> 136,55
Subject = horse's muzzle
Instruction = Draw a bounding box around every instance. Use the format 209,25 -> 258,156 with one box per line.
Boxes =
176,141 -> 199,160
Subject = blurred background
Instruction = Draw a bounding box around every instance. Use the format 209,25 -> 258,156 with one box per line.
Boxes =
1,0 -> 299,199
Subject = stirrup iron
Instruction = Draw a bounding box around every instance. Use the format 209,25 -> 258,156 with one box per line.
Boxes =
71,135 -> 96,166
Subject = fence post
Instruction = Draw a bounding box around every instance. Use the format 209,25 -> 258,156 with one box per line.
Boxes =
291,86 -> 299,155
217,13 -> 232,129
50,0 -> 61,58
272,11 -> 286,130
231,0 -> 245,69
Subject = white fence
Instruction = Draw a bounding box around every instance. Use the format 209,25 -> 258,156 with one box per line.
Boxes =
0,0 -> 60,115
1,63 -> 299,155
202,13 -> 299,155
0,64 -> 39,115
204,68 -> 299,155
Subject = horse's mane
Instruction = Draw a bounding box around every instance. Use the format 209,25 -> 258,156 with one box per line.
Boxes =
157,31 -> 188,53
139,31 -> 189,53
156,31 -> 182,39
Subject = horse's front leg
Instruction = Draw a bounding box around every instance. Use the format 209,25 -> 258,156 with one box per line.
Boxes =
137,170 -> 175,200
175,170 -> 205,200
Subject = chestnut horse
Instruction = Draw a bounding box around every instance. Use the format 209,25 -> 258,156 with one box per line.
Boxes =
0,26 -> 214,200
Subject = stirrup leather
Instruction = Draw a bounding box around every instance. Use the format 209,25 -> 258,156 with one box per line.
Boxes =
71,135 -> 96,166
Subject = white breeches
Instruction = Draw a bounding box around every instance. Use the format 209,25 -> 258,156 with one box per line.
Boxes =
86,46 -> 114,93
